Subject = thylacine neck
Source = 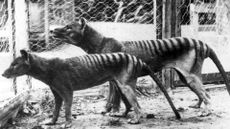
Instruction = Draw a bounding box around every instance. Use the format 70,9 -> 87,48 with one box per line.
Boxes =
27,54 -> 53,85
81,25 -> 105,53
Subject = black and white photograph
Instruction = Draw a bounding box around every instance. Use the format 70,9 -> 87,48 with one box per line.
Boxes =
1,0 -> 230,128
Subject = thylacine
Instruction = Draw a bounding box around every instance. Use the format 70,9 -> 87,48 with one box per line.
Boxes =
2,50 -> 180,127
52,18 -> 230,116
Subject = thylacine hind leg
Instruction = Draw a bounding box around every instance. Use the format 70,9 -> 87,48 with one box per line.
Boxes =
175,68 -> 212,116
170,49 -> 211,110
102,80 -> 132,117
109,83 -> 133,117
103,80 -> 122,114
115,79 -> 141,124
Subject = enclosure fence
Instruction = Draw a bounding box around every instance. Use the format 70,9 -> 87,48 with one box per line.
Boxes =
28,0 -> 156,52
26,0 -> 230,86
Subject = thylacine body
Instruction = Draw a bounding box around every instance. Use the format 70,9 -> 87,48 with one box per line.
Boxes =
52,18 -> 230,116
2,50 -> 179,127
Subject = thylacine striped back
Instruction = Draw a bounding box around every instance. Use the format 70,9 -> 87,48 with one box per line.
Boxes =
123,37 -> 211,59
77,53 -> 147,77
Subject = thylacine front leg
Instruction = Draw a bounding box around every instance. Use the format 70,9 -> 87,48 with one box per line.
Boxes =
62,91 -> 73,128
45,88 -> 63,125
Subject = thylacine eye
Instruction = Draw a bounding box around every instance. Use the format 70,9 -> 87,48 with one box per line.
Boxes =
67,28 -> 72,32
12,63 -> 17,66
11,63 -> 17,68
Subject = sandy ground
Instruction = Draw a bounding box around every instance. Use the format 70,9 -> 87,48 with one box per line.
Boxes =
3,84 -> 230,129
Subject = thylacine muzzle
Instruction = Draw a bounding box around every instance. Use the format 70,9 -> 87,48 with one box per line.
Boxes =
2,50 -> 180,127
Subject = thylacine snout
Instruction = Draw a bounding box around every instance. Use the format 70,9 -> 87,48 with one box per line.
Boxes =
50,28 -> 65,38
2,69 -> 11,78
2,71 -> 9,78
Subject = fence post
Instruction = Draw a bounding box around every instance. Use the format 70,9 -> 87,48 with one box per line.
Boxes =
8,0 -> 17,95
162,0 -> 171,90
156,0 -> 163,39
190,3 -> 198,38
162,0 -> 177,90
44,0 -> 49,46
25,0 -> 32,89
153,0 -> 157,39
162,0 -> 171,39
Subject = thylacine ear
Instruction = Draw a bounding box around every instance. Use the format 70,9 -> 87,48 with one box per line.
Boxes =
20,49 -> 30,64
79,17 -> 87,31
20,49 -> 28,59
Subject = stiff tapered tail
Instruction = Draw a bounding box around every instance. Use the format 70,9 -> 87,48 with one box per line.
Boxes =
144,64 -> 181,119
208,48 -> 230,95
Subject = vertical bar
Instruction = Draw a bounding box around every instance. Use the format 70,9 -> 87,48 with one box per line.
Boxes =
72,0 -> 75,22
44,0 -> 49,46
153,0 -> 157,39
162,0 -> 172,38
162,0 -> 173,89
25,0 -> 32,89
190,3 -> 198,38
156,0 -> 163,39
171,0 -> 177,37
176,0 -> 181,36
161,0 -> 166,87
7,0 -> 13,52
8,0 -> 17,94
170,0 -> 178,89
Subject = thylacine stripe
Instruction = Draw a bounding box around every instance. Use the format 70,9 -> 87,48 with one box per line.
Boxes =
111,53 -> 118,65
162,39 -> 172,52
145,40 -> 155,56
174,37 -> 183,50
138,41 -> 144,50
151,40 -> 160,56
142,40 -> 148,55
199,40 -> 205,59
118,53 -> 124,67
105,54 -> 113,66
99,54 -> 107,67
163,39 -> 171,52
205,44 -> 210,58
87,55 -> 95,67
183,37 -> 191,50
170,38 -> 180,50
90,55 -> 98,69
156,40 -> 164,55
94,54 -> 103,68
168,38 -> 176,51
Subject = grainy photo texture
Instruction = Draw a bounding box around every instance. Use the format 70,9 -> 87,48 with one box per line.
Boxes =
1,0 -> 230,129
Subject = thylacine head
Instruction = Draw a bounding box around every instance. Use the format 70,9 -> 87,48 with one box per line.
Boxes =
51,18 -> 104,50
2,50 -> 31,78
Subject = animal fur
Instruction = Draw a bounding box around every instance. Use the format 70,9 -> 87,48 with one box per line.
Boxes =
2,50 -> 180,127
52,18 -> 230,116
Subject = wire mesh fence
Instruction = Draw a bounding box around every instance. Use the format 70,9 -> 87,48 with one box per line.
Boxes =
27,0 -> 230,52
28,0 -> 156,52
49,0 -> 154,25
0,0 -> 10,52
26,0 -> 230,86
176,0 -> 230,35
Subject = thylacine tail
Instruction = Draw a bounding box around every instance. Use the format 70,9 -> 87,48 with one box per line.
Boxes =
208,47 -> 230,95
141,63 -> 181,119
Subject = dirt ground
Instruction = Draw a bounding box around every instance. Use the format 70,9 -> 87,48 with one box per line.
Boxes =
3,84 -> 230,129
